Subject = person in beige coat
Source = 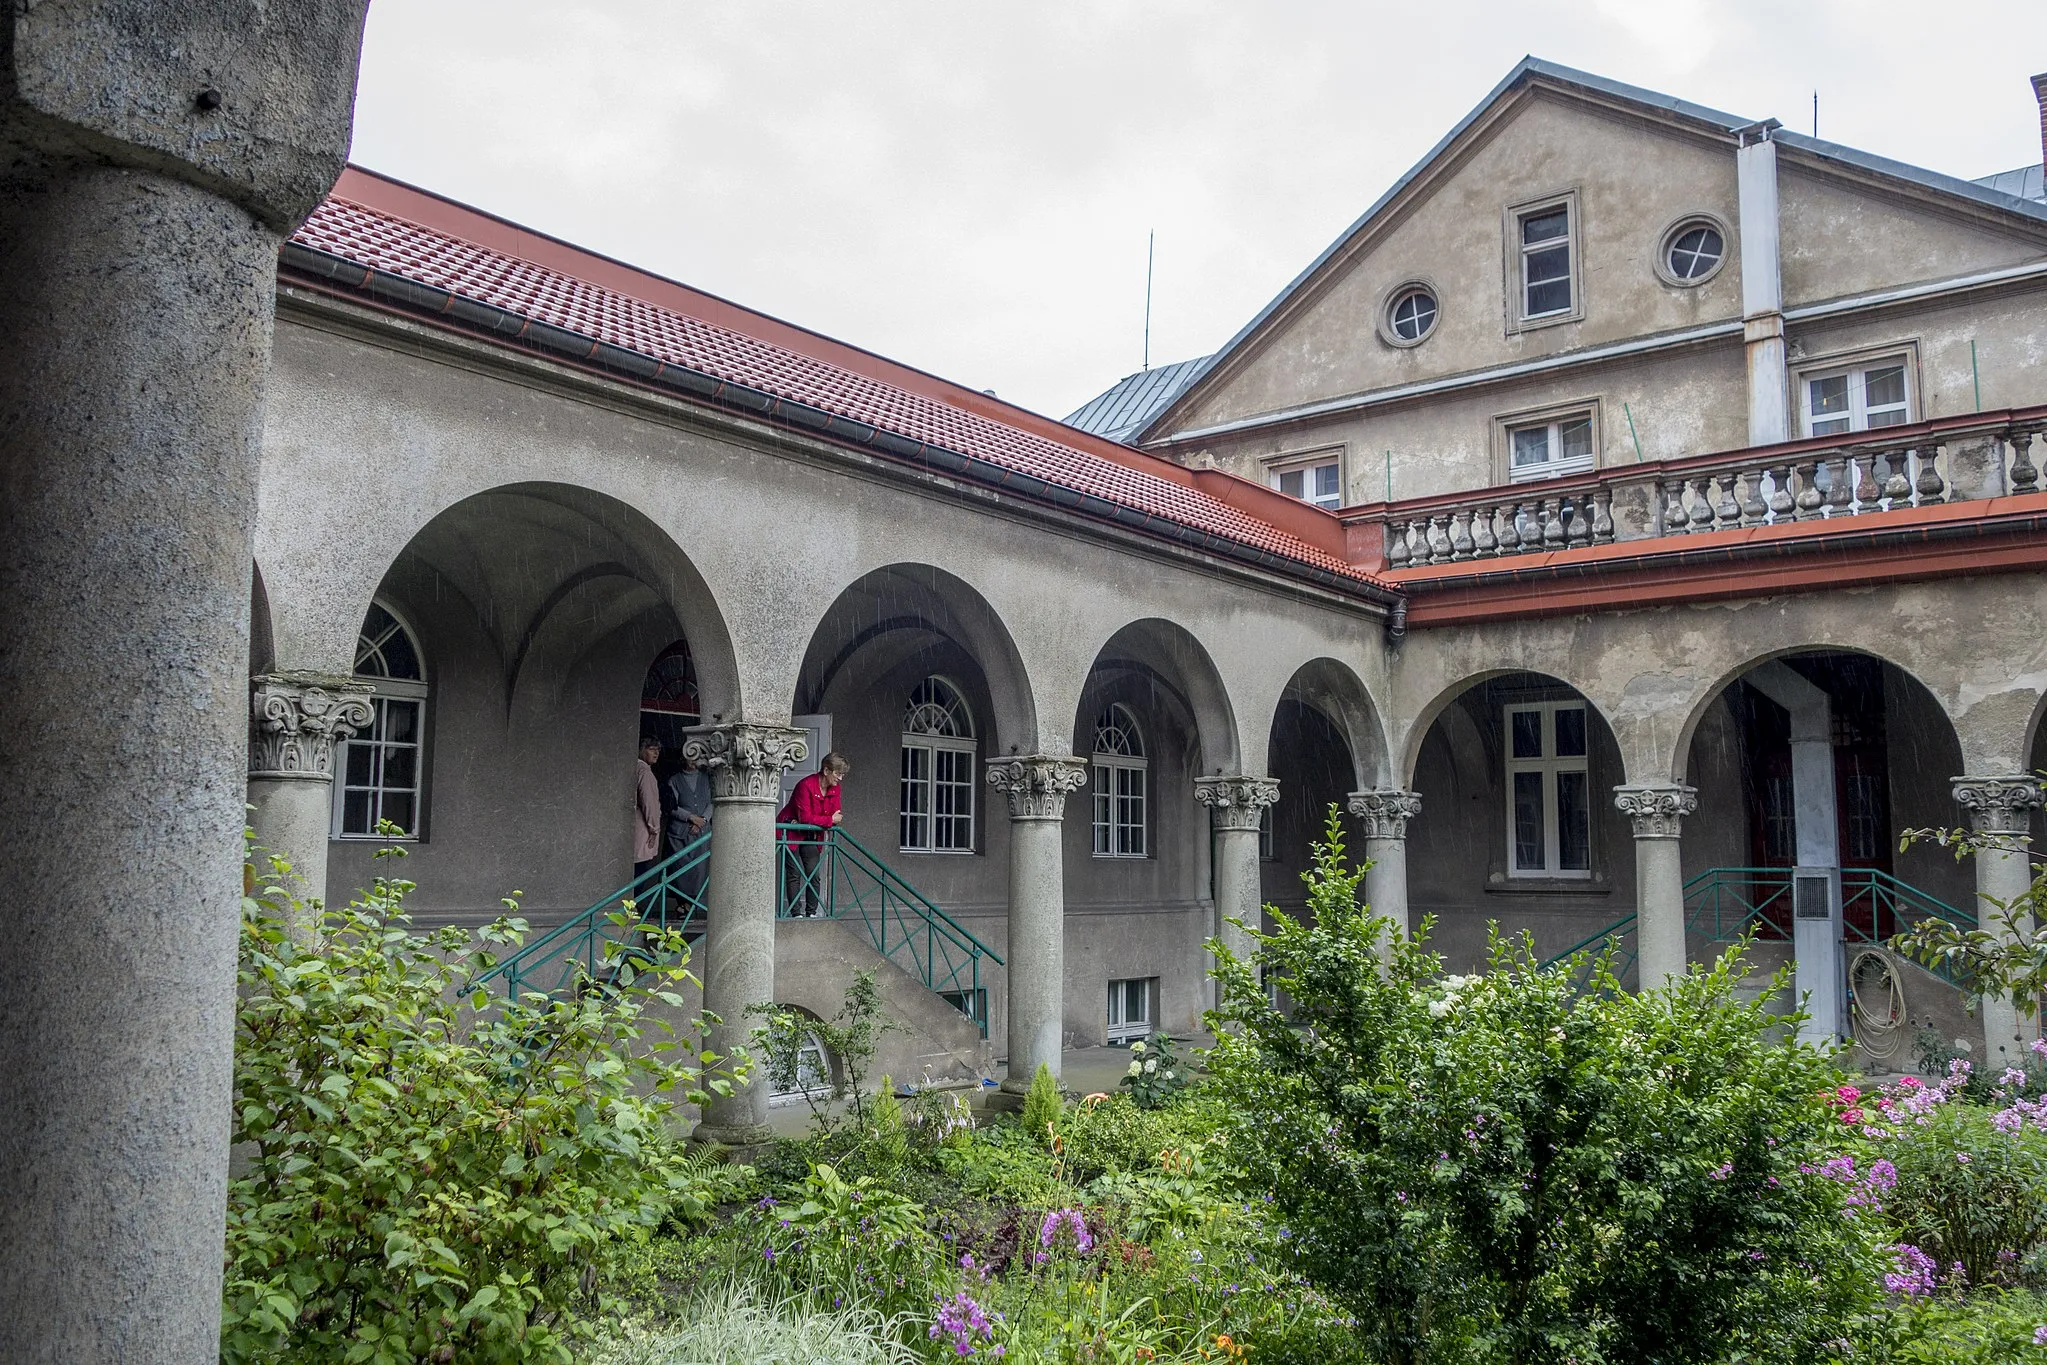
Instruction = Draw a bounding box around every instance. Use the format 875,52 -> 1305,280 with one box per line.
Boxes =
633,736 -> 663,879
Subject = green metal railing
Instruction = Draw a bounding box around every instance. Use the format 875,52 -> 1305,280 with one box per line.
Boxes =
1536,866 -> 1978,990
777,823 -> 1002,1036
478,833 -> 712,999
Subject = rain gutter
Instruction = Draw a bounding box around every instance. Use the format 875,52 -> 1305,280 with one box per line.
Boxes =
280,242 -> 1401,611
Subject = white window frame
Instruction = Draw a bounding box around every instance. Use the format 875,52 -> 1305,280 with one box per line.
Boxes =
1106,976 -> 1157,1044
334,601 -> 428,841
899,676 -> 976,855
1505,410 -> 1597,483
1091,704 -> 1148,859
1503,191 -> 1583,332
1503,701 -> 1592,880
1267,447 -> 1344,512
1798,355 -> 1914,438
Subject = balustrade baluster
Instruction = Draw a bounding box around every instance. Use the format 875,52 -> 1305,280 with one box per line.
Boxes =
1590,489 -> 1614,544
1765,463 -> 1795,522
1449,509 -> 1475,560
1793,461 -> 1826,519
1661,480 -> 1688,535
1686,476 -> 1715,532
1386,519 -> 1411,568
1913,445 -> 1946,505
1559,495 -> 1586,546
1738,468 -> 1767,525
1854,450 -> 1882,512
1426,514 -> 1452,564
1824,455 -> 1854,518
2011,428 -> 2041,494
1499,501 -> 1525,553
1879,451 -> 1912,508
1471,503 -> 1498,556
1541,499 -> 1566,548
1713,474 -> 1741,531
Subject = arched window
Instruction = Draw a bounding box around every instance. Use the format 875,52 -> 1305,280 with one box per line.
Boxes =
639,639 -> 699,774
1091,704 -> 1147,858
900,676 -> 975,853
335,602 -> 428,839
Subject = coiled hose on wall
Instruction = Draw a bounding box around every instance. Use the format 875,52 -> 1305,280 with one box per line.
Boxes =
1849,947 -> 1910,1064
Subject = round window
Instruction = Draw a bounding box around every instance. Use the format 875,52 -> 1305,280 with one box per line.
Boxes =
1664,222 -> 1725,283
1387,287 -> 1438,343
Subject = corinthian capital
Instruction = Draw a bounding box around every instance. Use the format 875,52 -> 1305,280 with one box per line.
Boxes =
986,754 -> 1088,821
249,672 -> 374,779
1194,775 -> 1280,832
684,724 -> 808,803
1613,782 -> 1698,839
1951,775 -> 2046,838
1346,788 -> 1423,841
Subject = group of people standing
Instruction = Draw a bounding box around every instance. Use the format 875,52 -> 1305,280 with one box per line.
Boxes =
631,736 -> 849,917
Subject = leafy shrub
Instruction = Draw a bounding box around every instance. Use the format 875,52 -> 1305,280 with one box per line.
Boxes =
1880,1288 -> 2047,1363
750,970 -> 896,1136
222,847 -> 742,1364
1205,810 -> 1887,1365
749,1162 -> 940,1317
1021,1061 -> 1064,1144
589,1282 -> 915,1365
1120,1032 -> 1193,1109
932,1121 -> 1069,1206
1060,1093 -> 1221,1185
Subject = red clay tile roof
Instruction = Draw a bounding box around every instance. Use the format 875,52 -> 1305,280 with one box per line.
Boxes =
286,172 -> 1385,591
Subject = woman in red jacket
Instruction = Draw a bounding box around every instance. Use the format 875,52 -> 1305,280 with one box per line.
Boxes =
778,752 -> 848,917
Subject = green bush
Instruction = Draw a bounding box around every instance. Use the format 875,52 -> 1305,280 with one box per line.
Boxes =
1205,810 -> 1888,1365
1119,1032 -> 1194,1110
1880,1288 -> 2047,1363
748,1162 -> 941,1318
222,846 -> 742,1364
1021,1061 -> 1064,1145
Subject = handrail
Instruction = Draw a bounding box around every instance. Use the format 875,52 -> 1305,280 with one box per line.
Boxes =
777,823 -> 1003,1036
477,833 -> 712,999
1535,866 -> 1978,990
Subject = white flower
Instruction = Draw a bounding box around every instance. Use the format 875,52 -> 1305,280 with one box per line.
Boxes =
1428,999 -> 1453,1019
1126,1060 -> 1142,1077
1144,1058 -> 1158,1074
1163,1070 -> 1175,1081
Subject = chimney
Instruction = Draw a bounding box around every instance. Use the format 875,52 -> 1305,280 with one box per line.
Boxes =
2034,72 -> 2047,177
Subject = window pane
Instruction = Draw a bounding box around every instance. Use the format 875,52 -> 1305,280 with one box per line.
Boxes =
1513,771 -> 1545,870
1314,464 -> 1340,498
1558,419 -> 1593,461
1279,469 -> 1304,497
382,792 -> 417,836
1865,408 -> 1908,430
1556,772 -> 1590,872
382,745 -> 417,790
1762,777 -> 1795,862
383,699 -> 418,744
345,743 -> 373,785
1553,706 -> 1587,758
343,790 -> 372,836
1510,710 -> 1543,759
1526,274 -> 1571,316
1808,374 -> 1848,419
1512,426 -> 1551,468
1863,366 -> 1906,411
1522,208 -> 1568,245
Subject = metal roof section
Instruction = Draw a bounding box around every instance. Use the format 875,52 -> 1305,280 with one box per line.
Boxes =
1063,356 -> 1211,443
1138,56 -> 2047,446
1975,164 -> 2046,203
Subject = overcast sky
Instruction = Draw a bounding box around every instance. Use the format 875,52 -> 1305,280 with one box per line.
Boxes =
351,2 -> 2047,419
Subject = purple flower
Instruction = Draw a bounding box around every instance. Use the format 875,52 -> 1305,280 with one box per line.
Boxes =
1032,1208 -> 1093,1265
930,1291 -> 997,1357
1884,1243 -> 1938,1297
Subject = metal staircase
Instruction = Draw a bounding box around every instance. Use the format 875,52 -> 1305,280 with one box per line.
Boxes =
476,826 -> 1002,1037
1536,866 -> 1977,990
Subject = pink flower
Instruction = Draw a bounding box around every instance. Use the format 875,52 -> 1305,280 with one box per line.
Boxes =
1836,1085 -> 1861,1104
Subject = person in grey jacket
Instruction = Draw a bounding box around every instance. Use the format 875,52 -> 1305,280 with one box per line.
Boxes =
664,752 -> 713,906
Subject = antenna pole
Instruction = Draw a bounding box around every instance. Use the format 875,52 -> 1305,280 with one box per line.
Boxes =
1143,229 -> 1154,371
1812,90 -> 1818,138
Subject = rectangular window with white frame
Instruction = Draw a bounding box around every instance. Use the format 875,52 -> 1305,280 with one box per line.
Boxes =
1800,356 -> 1912,437
1269,452 -> 1343,511
1106,976 -> 1157,1044
1505,192 -> 1581,329
1507,411 -> 1596,483
1504,701 -> 1592,879
900,740 -> 975,852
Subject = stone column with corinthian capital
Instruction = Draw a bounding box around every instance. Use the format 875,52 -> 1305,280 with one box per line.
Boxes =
1952,775 -> 2047,1065
247,672 -> 373,912
1195,776 -> 1280,975
988,755 -> 1087,1094
685,723 -> 808,1146
1347,788 -> 1422,943
1614,783 -> 1698,989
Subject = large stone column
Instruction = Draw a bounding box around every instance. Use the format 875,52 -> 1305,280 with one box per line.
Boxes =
988,755 -> 1086,1093
247,672 -> 373,912
1348,788 -> 1423,941
1614,783 -> 1698,989
1952,776 -> 2047,1068
685,724 -> 808,1146
0,9 -> 369,1361
1195,776 -> 1280,968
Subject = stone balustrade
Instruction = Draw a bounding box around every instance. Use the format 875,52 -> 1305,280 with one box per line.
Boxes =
1379,413 -> 2045,570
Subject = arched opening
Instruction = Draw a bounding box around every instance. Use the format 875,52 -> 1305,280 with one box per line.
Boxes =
328,483 -> 739,926
1678,647 -> 1975,1060
1261,658 -> 1388,923
1405,671 -> 1631,974
1066,618 -> 1237,1043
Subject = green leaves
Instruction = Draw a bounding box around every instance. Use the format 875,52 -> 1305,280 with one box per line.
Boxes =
222,843 -> 747,1364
